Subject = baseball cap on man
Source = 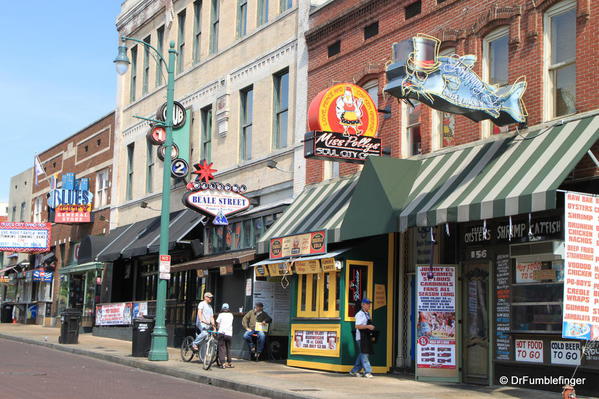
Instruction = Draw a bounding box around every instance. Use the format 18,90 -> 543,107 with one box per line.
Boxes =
204,292 -> 214,298
221,303 -> 229,310
361,298 -> 372,304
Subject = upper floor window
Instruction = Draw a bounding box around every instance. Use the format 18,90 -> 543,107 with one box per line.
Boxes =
362,79 -> 378,108
402,100 -> 422,157
193,1 -> 202,64
240,86 -> 254,161
19,202 -> 25,222
483,28 -> 509,136
126,143 -> 135,201
142,35 -> 151,96
257,0 -> 269,26
364,21 -> 379,40
328,41 -> 341,58
544,0 -> 576,119
33,197 -> 42,223
146,141 -> 154,194
11,206 -> 16,222
280,0 -> 292,13
210,0 -> 219,54
405,1 -> 421,19
237,0 -> 248,38
273,69 -> 289,149
96,169 -> 110,208
201,105 -> 213,162
177,10 -> 186,74
156,26 -> 165,86
129,45 -> 138,103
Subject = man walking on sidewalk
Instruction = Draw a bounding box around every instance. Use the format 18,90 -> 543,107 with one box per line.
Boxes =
242,302 -> 272,360
349,298 -> 375,378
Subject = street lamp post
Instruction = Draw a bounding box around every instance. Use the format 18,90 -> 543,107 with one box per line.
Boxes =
114,37 -> 177,361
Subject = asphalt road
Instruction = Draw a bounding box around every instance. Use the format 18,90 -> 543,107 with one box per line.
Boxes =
0,338 -> 262,399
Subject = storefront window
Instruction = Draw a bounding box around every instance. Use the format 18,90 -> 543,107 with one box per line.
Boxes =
345,261 -> 373,320
253,217 -> 263,245
297,271 -> 340,318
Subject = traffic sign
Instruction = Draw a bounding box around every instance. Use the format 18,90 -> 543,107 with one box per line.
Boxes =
171,158 -> 189,178
156,101 -> 186,129
146,125 -> 167,145
157,143 -> 179,161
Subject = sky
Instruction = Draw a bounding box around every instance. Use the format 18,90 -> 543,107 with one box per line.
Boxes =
0,2 -> 121,202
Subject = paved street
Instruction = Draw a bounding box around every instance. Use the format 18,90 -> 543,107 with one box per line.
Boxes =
0,338 -> 261,399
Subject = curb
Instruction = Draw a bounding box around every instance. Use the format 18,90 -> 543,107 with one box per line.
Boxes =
0,333 -> 314,399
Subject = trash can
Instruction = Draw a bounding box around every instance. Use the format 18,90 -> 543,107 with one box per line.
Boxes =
132,316 -> 155,357
1,304 -> 13,323
59,308 -> 82,344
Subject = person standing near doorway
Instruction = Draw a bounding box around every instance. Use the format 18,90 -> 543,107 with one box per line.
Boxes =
192,292 -> 215,350
349,298 -> 375,378
242,302 -> 272,360
216,303 -> 234,368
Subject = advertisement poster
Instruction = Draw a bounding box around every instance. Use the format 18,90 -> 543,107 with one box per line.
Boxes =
515,339 -> 544,363
562,192 -> 599,340
290,324 -> 340,357
416,265 -> 457,374
48,175 -> 93,224
269,231 -> 326,259
95,302 -> 133,326
550,341 -> 581,366
132,302 -> 148,319
0,222 -> 51,253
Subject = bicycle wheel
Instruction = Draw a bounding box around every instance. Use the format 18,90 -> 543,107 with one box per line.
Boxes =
203,339 -> 218,370
180,336 -> 195,362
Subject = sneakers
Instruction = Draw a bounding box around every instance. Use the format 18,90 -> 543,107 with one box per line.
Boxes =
348,371 -> 360,377
363,373 -> 373,378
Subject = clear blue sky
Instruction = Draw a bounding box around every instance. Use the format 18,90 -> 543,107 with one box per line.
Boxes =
0,2 -> 121,202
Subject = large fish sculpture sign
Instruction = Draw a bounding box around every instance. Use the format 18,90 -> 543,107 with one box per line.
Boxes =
385,34 -> 527,126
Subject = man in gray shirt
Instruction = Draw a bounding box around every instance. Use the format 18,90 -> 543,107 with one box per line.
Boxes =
192,292 -> 215,350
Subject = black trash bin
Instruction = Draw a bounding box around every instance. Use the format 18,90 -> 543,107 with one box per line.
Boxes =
132,317 -> 155,357
59,308 -> 82,344
1,304 -> 14,323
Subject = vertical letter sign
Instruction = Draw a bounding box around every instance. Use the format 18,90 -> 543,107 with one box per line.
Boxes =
416,265 -> 459,381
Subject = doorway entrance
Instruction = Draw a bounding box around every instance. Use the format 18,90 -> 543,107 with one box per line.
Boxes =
462,262 -> 491,385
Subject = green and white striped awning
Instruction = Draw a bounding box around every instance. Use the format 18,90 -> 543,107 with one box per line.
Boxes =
399,113 -> 599,231
257,175 -> 359,253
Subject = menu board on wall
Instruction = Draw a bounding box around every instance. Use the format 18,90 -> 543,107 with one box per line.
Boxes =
253,279 -> 290,336
416,265 -> 458,380
562,192 -> 599,340
495,254 -> 512,361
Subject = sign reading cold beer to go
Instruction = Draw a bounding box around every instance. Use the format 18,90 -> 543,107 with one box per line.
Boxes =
269,231 -> 326,259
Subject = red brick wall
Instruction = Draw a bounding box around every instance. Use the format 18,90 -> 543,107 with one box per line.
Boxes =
306,0 -> 599,184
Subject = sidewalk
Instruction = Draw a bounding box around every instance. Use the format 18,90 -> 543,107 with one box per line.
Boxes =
0,324 -> 590,399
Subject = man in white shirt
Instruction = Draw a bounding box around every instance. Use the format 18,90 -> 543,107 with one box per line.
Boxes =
192,292 -> 215,350
349,298 -> 375,378
216,303 -> 234,368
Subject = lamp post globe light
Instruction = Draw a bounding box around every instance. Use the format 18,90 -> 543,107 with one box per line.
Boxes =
114,37 -> 178,361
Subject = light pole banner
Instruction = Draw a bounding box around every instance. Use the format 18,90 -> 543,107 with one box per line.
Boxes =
562,192 -> 599,340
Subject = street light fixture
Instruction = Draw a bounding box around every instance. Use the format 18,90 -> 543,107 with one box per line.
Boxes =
114,36 -> 177,361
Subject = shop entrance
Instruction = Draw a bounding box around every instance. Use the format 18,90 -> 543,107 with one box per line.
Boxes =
462,262 -> 491,385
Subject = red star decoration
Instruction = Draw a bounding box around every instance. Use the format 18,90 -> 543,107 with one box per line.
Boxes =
192,160 -> 217,183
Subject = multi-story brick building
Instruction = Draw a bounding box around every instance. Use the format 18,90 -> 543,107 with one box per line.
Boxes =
256,0 -> 599,393
30,112 -> 115,327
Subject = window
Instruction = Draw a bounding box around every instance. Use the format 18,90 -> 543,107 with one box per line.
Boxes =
432,48 -> 456,149
19,202 -> 25,222
156,26 -> 165,86
33,197 -> 42,223
142,35 -> 151,95
403,100 -> 422,157
126,143 -> 134,200
240,86 -> 253,161
210,0 -> 219,54
328,41 -> 340,57
345,261 -> 373,320
257,0 -> 268,26
96,169 -> 110,208
544,1 -> 576,119
297,271 -> 340,318
237,0 -> 247,38
280,0 -> 292,13
177,10 -> 186,74
129,45 -> 137,103
201,105 -> 212,162
405,1 -> 421,19
11,206 -> 16,222
483,28 -> 509,136
273,69 -> 289,149
193,1 -> 202,64
146,141 -> 154,193
363,79 -> 378,108
364,21 -> 379,40
323,161 -> 340,180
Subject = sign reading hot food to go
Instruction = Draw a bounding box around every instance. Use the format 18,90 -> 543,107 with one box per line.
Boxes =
48,173 -> 93,224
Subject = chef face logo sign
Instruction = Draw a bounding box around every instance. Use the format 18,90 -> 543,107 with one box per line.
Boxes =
308,83 -> 379,137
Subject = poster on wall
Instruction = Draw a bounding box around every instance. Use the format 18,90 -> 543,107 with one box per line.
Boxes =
416,265 -> 458,380
515,339 -> 544,363
290,324 -> 340,357
562,192 -> 599,340
253,279 -> 290,336
95,302 -> 133,326
0,222 -> 51,253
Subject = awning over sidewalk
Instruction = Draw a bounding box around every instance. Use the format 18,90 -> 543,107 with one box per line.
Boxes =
58,262 -> 103,274
170,249 -> 256,272
147,210 -> 205,253
398,113 -> 599,231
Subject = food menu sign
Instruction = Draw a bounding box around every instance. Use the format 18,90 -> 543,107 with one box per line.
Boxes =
269,231 -> 326,259
562,192 -> 599,340
495,254 -> 512,361
0,222 -> 51,253
290,324 -> 340,357
416,265 -> 458,379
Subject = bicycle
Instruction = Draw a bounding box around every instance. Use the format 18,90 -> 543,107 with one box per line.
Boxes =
180,329 -> 222,370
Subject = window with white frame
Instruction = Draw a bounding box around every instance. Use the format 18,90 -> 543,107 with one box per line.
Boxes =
33,197 -> 42,222
432,48 -> 456,149
96,169 -> 110,208
323,161 -> 340,180
483,27 -> 509,136
362,79 -> 379,108
544,0 -> 576,119
146,141 -> 154,194
240,86 -> 253,161
402,100 -> 422,157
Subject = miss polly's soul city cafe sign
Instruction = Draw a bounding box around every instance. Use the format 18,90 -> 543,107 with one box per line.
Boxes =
304,83 -> 382,164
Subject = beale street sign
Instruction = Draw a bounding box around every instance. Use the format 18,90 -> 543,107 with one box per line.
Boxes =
304,131 -> 382,164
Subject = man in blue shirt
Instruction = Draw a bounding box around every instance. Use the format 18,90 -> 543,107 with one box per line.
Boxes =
349,298 -> 375,378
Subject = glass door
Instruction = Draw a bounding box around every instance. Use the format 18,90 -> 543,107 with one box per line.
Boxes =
462,262 -> 490,384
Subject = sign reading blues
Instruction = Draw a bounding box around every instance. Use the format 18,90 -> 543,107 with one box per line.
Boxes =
48,173 -> 94,224
385,34 -> 527,126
